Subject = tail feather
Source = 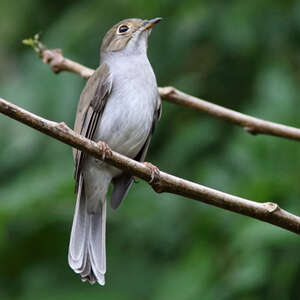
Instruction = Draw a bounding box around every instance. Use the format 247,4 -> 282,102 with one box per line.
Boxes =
68,176 -> 88,272
89,204 -> 106,274
68,176 -> 107,285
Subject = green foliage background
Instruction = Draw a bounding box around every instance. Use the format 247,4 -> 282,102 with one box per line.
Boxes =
1,0 -> 300,299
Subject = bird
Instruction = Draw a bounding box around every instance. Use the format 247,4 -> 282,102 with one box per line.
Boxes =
68,17 -> 162,285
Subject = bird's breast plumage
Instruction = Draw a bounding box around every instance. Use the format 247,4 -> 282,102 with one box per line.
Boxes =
94,54 -> 158,159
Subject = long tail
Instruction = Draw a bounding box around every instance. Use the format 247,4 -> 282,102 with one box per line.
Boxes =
68,176 -> 107,285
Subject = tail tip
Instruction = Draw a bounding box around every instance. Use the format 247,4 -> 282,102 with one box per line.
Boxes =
81,273 -> 105,286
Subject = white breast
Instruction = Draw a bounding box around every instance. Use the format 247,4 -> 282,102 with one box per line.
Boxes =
95,54 -> 158,159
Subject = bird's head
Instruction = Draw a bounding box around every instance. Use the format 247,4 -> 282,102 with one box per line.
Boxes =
101,17 -> 162,56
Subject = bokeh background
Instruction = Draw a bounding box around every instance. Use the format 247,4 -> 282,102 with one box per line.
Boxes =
1,0 -> 300,299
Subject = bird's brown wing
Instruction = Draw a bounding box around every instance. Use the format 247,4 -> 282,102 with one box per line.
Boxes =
110,95 -> 162,209
74,63 -> 112,192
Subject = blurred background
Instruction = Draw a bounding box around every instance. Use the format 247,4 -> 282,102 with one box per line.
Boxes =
1,0 -> 300,299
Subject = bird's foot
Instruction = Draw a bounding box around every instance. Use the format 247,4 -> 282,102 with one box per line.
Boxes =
143,162 -> 160,184
97,141 -> 112,160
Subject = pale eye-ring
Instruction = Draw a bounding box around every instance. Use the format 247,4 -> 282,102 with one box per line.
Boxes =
118,25 -> 129,33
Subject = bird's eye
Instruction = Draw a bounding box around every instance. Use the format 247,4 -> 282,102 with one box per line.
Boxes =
118,25 -> 129,33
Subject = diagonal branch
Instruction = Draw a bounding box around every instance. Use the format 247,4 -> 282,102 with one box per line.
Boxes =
159,87 -> 300,141
24,38 -> 300,142
1,96 -> 300,234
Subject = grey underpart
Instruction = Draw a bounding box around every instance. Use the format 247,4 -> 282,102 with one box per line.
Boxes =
110,110 -> 161,210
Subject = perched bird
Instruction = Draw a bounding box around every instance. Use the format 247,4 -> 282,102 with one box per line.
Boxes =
68,17 -> 162,285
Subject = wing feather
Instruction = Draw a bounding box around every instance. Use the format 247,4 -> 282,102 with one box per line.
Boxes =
74,64 -> 112,192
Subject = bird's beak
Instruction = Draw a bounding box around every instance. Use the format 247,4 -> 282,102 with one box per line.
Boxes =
143,17 -> 162,30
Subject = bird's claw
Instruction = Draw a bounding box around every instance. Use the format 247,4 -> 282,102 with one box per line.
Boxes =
97,141 -> 112,160
143,162 -> 160,184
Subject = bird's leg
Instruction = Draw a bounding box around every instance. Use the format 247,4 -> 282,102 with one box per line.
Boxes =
143,162 -> 163,193
143,162 -> 160,184
97,141 -> 113,160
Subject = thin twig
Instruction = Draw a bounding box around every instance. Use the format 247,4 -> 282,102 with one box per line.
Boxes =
1,96 -> 300,234
159,87 -> 300,141
23,36 -> 300,142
